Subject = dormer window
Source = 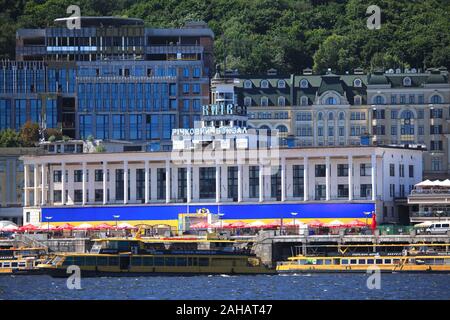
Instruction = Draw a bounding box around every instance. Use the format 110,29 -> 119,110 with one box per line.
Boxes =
354,95 -> 362,105
277,80 -> 286,88
244,97 -> 252,106
261,96 -> 269,106
354,78 -> 362,87
261,80 -> 269,88
326,97 -> 337,105
278,96 -> 286,106
300,96 -> 308,106
244,80 -> 252,89
403,77 -> 412,86
300,79 -> 309,88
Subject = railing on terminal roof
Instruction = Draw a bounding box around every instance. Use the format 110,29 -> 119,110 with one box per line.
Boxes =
410,211 -> 450,218
410,189 -> 450,195
145,45 -> 204,54
76,76 -> 177,82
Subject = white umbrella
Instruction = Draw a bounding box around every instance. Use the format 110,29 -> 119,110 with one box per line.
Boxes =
0,221 -> 18,228
414,221 -> 432,228
117,222 -> 137,230
0,225 -> 19,232
73,223 -> 94,230
248,220 -> 267,228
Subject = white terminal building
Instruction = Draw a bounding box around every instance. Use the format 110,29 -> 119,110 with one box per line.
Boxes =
20,104 -> 424,227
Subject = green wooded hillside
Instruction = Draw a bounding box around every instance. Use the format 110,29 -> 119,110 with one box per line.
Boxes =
1,0 -> 449,74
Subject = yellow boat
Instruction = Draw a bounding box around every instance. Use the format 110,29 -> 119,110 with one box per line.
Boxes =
277,244 -> 450,273
0,247 -> 48,275
38,238 -> 275,277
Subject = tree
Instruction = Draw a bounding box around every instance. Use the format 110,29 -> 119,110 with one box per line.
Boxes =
19,121 -> 40,147
0,129 -> 22,147
313,34 -> 358,74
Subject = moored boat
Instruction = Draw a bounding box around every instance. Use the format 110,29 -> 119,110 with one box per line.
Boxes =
38,237 -> 275,277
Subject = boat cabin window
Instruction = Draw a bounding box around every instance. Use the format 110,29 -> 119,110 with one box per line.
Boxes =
393,259 -> 400,264
11,262 -> 18,268
199,258 -> 210,267
376,259 -> 383,264
176,257 -> 187,266
316,259 -> 324,265
350,259 -> 357,265
85,256 -> 96,266
324,259 -> 332,265
63,257 -> 74,266
384,259 -> 392,264
165,257 -> 176,266
367,259 -> 374,264
154,257 -> 164,266
18,262 -> 26,267
143,257 -> 153,266
108,257 -> 118,266
342,259 -> 349,265
188,257 -> 198,266
3,262 -> 10,267
131,257 -> 142,266
97,257 -> 108,266
358,259 -> 366,264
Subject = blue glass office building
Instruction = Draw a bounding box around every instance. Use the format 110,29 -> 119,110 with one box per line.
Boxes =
1,17 -> 214,150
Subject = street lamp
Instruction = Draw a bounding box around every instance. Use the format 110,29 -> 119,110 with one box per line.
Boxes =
44,216 -> 53,233
363,211 -> 371,227
436,210 -> 443,222
218,213 -> 225,229
113,215 -> 120,229
291,212 -> 298,234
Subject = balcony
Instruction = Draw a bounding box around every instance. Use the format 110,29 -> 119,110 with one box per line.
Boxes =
145,45 -> 203,54
408,189 -> 450,205
410,211 -> 450,223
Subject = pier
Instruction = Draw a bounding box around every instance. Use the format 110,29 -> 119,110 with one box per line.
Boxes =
253,231 -> 450,267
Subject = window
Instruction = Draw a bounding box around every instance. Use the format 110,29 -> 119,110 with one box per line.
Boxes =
249,166 -> 259,198
277,96 -> 286,106
315,164 -> 326,177
244,80 -> 252,88
373,95 -> 385,105
326,97 -> 337,105
360,164 -> 371,176
338,185 -> 349,198
300,96 -> 308,106
293,165 -> 304,198
260,97 -> 268,106
199,167 -> 215,199
53,190 -> 62,202
318,112 -> 324,121
244,97 -> 252,106
260,80 -> 269,88
95,189 -> 103,202
337,164 -> 348,177
354,96 -> 361,105
431,95 -> 442,104
399,164 -> 404,177
338,112 -> 345,121
53,170 -> 62,182
227,167 -> 238,200
409,165 -> 414,178
271,166 -> 281,200
390,164 -> 395,177
403,77 -> 411,86
354,78 -> 362,87
430,108 -> 443,119
360,184 -> 372,198
74,190 -> 83,203
157,168 -> 166,200
278,80 -> 286,88
74,170 -> 83,182
300,79 -> 308,88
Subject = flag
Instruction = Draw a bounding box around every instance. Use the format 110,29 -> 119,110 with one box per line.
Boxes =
371,211 -> 377,231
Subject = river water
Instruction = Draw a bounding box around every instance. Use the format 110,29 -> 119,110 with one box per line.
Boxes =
1,274 -> 449,300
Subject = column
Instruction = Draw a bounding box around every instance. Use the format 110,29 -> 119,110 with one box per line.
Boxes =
281,158 -> 286,202
144,160 -> 149,204
325,156 -> 330,201
215,166 -> 220,203
348,155 -> 353,201
24,164 -> 29,206
61,162 -> 66,205
371,154 -> 376,201
237,164 -> 242,202
33,164 -> 38,206
102,161 -> 107,205
303,157 -> 308,201
165,160 -> 170,203
186,165 -> 192,203
41,163 -> 46,205
124,161 -> 128,204
259,165 -> 264,202
82,162 -> 87,205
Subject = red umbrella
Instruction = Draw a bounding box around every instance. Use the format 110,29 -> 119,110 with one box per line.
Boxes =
226,221 -> 248,229
37,224 -> 58,231
247,220 -> 267,228
57,223 -> 74,230
190,221 -> 211,229
95,223 -> 114,230
19,224 -> 38,232
371,211 -> 377,231
324,220 -> 346,228
346,219 -> 368,228
307,219 -> 323,228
